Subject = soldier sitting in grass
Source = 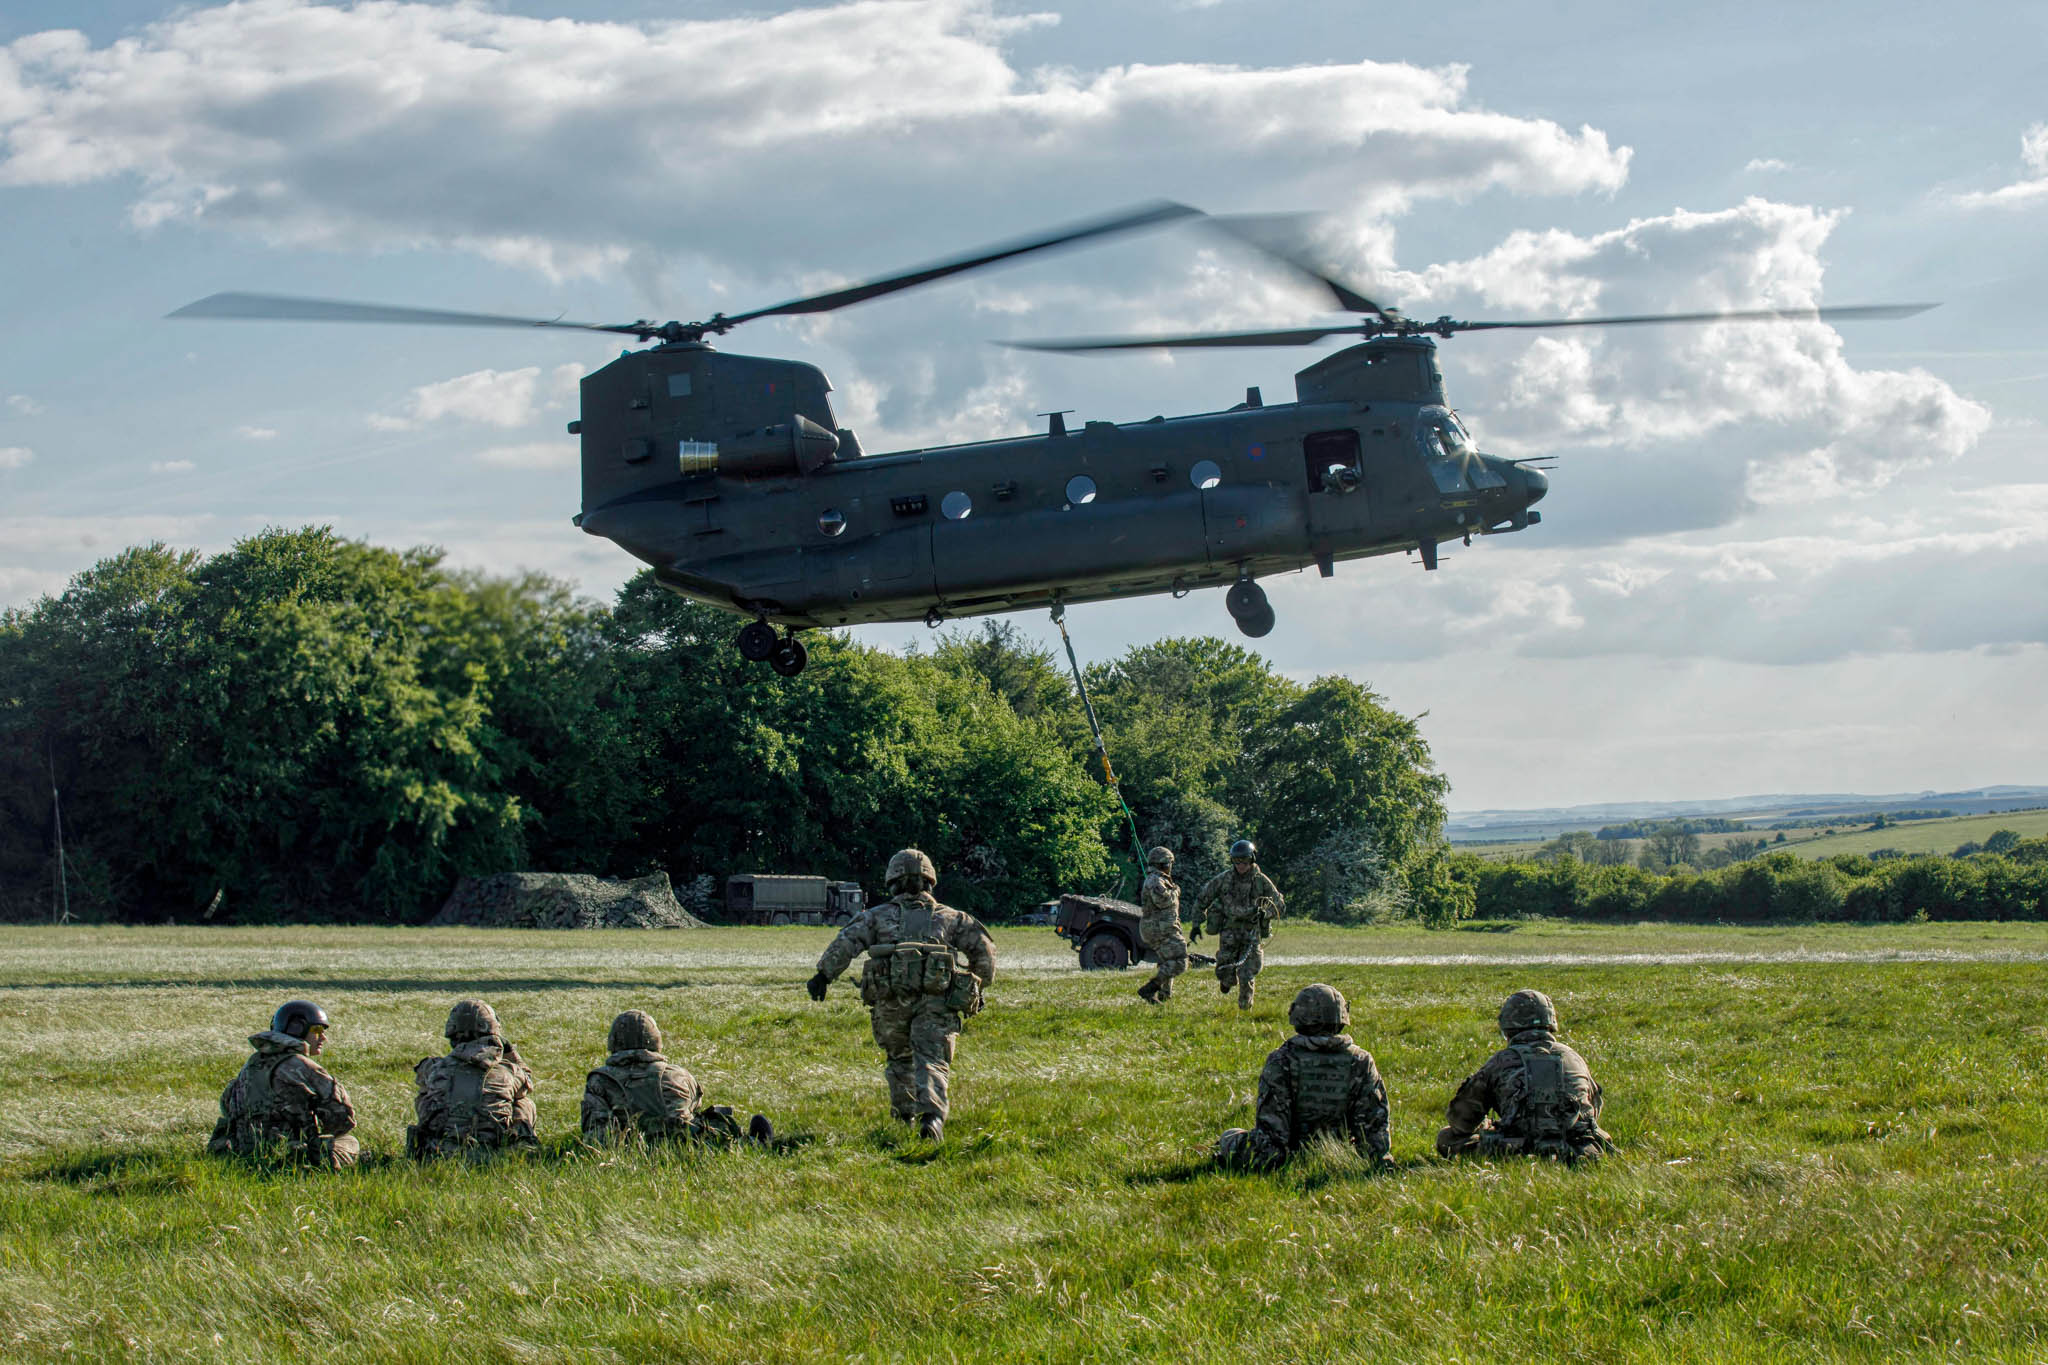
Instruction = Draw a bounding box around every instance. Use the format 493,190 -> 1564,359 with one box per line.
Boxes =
407,999 -> 539,1160
581,1009 -> 773,1147
1214,984 -> 1393,1171
208,999 -> 359,1169
1436,989 -> 1614,1165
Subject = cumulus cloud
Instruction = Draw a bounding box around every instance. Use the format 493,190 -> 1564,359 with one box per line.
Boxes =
371,366 -> 544,430
1949,122 -> 2048,208
1377,199 -> 1988,499
5,394 -> 42,415
0,446 -> 32,469
1744,157 -> 1790,174
0,0 -> 1629,280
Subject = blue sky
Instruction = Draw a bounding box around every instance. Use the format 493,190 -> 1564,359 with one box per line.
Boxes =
3,0 -> 2043,809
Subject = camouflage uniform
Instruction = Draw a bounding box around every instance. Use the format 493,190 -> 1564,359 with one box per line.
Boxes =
208,1029 -> 359,1169
810,850 -> 995,1138
1137,847 -> 1188,1004
1437,990 -> 1613,1164
1216,985 -> 1391,1171
1197,856 -> 1283,1010
408,999 -> 539,1160
581,1010 -> 759,1145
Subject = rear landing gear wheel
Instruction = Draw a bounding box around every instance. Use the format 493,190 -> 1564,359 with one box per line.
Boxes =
1225,578 -> 1273,638
1236,603 -> 1276,639
736,619 -> 778,662
769,636 -> 809,677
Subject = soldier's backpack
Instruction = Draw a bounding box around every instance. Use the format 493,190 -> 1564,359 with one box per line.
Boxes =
1287,1043 -> 1357,1139
1508,1042 -> 1584,1149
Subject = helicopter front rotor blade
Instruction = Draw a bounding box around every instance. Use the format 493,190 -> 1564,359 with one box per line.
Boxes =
719,200 -> 1202,328
1204,213 -> 1404,323
1003,323 -> 1367,353
168,292 -> 647,335
1448,302 -> 1939,333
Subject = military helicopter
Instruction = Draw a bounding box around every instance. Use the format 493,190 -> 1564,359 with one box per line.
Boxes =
172,205 -> 1931,676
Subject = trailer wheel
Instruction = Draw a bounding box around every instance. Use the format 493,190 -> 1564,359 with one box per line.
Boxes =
1080,930 -> 1130,970
770,911 -> 792,926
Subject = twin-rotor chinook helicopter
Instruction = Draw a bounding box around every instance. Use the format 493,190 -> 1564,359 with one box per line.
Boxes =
173,204 -> 1931,675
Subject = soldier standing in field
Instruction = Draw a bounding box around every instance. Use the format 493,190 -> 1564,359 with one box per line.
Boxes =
1136,845 -> 1191,1004
408,999 -> 539,1160
805,848 -> 995,1143
581,1009 -> 774,1146
1196,838 -> 1284,1010
208,999 -> 359,1169
1436,989 -> 1614,1164
1214,984 -> 1392,1171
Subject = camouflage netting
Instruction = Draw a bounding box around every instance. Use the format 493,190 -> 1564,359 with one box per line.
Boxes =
432,872 -> 706,930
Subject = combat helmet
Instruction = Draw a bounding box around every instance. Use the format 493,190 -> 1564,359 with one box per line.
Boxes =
885,848 -> 938,893
1229,838 -> 1257,862
270,999 -> 329,1040
608,1009 -> 662,1054
444,998 -> 501,1043
1146,845 -> 1175,870
1288,984 -> 1349,1035
1498,989 -> 1558,1037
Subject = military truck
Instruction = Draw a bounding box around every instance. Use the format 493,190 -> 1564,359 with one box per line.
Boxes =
725,873 -> 866,926
1054,893 -> 1214,970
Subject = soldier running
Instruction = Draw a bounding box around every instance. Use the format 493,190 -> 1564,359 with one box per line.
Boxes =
581,1009 -> 773,1146
1215,984 -> 1392,1171
1437,989 -> 1614,1164
408,999 -> 539,1160
1196,838 -> 1284,1010
208,999 -> 359,1169
1136,845 -> 1190,1004
806,848 -> 995,1143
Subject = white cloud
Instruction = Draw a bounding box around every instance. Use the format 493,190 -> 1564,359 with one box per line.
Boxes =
373,366 -> 543,430
235,425 -> 279,440
149,460 -> 196,474
1381,199 -> 1989,498
0,0 -> 1630,280
1744,157 -> 1790,174
0,446 -> 32,469
5,394 -> 42,415
473,441 -> 576,470
1949,122 -> 2048,209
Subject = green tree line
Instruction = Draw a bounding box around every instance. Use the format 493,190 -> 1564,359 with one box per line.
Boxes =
0,528 -> 1457,925
1452,842 -> 2048,923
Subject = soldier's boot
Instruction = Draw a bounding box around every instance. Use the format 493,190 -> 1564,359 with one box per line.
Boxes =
1218,972 -> 1235,995
1237,980 -> 1255,1011
747,1114 -> 774,1145
917,1114 -> 944,1142
1157,979 -> 1173,1002
1138,978 -> 1160,1004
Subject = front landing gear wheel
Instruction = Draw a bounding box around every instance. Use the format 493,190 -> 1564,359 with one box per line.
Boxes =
769,636 -> 809,677
736,620 -> 778,662
1236,602 -> 1276,638
1225,578 -> 1273,638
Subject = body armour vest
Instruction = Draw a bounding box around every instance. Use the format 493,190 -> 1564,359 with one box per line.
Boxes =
587,1060 -> 691,1137
1502,1039 -> 1595,1140
1287,1042 -> 1358,1136
860,900 -> 966,1005
228,1053 -> 305,1148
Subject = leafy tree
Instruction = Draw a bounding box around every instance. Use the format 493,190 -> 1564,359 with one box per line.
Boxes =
1984,829 -> 2022,855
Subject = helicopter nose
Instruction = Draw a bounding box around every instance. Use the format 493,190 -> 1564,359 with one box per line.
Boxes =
1521,467 -> 1548,505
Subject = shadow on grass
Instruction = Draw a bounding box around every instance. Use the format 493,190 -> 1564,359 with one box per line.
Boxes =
4,978 -> 749,994
1454,921 -> 1524,935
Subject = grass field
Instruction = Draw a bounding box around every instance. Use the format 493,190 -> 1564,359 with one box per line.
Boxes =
4,922 -> 2047,1361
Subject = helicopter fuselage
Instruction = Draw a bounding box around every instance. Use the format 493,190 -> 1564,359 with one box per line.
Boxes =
573,335 -> 1546,632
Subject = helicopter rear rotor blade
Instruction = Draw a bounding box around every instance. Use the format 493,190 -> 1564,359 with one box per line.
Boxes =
167,292 -> 647,335
718,200 -> 1202,328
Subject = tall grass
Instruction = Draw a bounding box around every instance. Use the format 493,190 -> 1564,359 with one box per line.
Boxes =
2,924 -> 2045,1360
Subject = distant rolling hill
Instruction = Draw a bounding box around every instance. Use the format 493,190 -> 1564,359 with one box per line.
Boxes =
1447,786 -> 2048,845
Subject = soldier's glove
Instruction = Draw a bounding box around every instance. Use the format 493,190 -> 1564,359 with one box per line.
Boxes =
806,971 -> 831,1002
1188,922 -> 1203,942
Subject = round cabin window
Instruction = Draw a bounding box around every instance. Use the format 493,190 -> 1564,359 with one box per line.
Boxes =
1065,475 -> 1098,506
1189,459 -> 1222,490
818,508 -> 847,537
941,491 -> 973,521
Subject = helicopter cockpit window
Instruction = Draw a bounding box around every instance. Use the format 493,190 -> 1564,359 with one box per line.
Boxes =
1419,407 -> 1505,492
941,491 -> 973,521
1189,459 -> 1222,490
1065,475 -> 1098,507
